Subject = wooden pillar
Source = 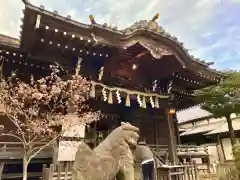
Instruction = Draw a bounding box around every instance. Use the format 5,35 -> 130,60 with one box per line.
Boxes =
174,120 -> 181,145
166,109 -> 177,165
153,118 -> 159,145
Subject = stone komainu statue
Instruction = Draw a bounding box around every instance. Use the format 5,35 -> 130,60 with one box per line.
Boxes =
72,122 -> 139,180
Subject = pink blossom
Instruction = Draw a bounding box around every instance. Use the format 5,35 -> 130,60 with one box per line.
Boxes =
32,92 -> 44,100
0,64 -> 100,144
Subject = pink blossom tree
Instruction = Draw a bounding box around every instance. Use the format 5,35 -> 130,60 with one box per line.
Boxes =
0,64 -> 100,180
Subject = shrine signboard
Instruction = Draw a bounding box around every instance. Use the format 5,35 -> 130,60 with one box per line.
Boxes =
58,115 -> 85,161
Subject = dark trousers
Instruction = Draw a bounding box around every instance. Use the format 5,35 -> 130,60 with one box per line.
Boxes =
142,160 -> 154,180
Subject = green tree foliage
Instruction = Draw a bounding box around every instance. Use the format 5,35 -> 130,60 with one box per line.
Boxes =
197,71 -> 240,145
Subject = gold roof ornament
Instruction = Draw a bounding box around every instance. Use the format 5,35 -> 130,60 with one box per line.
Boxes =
89,15 -> 96,24
151,21 -> 157,29
123,13 -> 163,33
150,13 -> 160,31
151,13 -> 160,22
15,40 -> 20,45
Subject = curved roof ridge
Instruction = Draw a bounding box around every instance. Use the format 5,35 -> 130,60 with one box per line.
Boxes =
21,0 -> 31,5
121,20 -> 214,68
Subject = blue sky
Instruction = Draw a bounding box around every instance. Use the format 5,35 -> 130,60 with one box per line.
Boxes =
0,0 -> 239,70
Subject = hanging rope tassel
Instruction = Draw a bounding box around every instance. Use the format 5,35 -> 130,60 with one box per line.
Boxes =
155,97 -> 159,108
108,91 -> 113,104
142,96 -> 146,108
98,67 -> 104,81
75,57 -> 82,75
125,94 -> 131,107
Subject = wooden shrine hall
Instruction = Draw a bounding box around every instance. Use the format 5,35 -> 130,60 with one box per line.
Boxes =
0,0 -> 224,166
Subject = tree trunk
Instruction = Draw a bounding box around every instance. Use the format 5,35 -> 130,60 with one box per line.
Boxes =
226,114 -> 237,146
0,161 -> 4,180
22,156 -> 29,180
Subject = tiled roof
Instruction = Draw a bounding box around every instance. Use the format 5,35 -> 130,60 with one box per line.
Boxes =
19,0 -> 224,77
176,105 -> 212,123
180,116 -> 240,136
205,117 -> 240,135
180,121 -> 224,136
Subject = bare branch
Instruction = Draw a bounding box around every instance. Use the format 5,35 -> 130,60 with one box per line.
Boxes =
28,134 -> 60,163
5,113 -> 27,144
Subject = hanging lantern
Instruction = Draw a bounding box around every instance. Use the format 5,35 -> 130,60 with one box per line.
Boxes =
169,108 -> 176,114
132,64 -> 137,70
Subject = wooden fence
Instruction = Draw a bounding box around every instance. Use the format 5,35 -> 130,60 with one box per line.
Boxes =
40,160 -> 227,180
155,162 -> 220,180
42,163 -> 73,180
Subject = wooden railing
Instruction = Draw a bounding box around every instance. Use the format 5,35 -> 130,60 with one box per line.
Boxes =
0,139 -> 94,160
176,145 -> 208,154
149,144 -> 208,157
0,142 -> 53,159
0,141 -> 49,150
156,161 -> 221,180
0,142 -> 209,161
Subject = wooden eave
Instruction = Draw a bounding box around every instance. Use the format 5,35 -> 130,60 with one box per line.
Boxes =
19,3 -> 223,79
0,39 -> 196,109
178,115 -> 214,126
173,69 -> 222,91
0,34 -> 20,52
18,2 -> 225,94
0,34 -> 30,64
